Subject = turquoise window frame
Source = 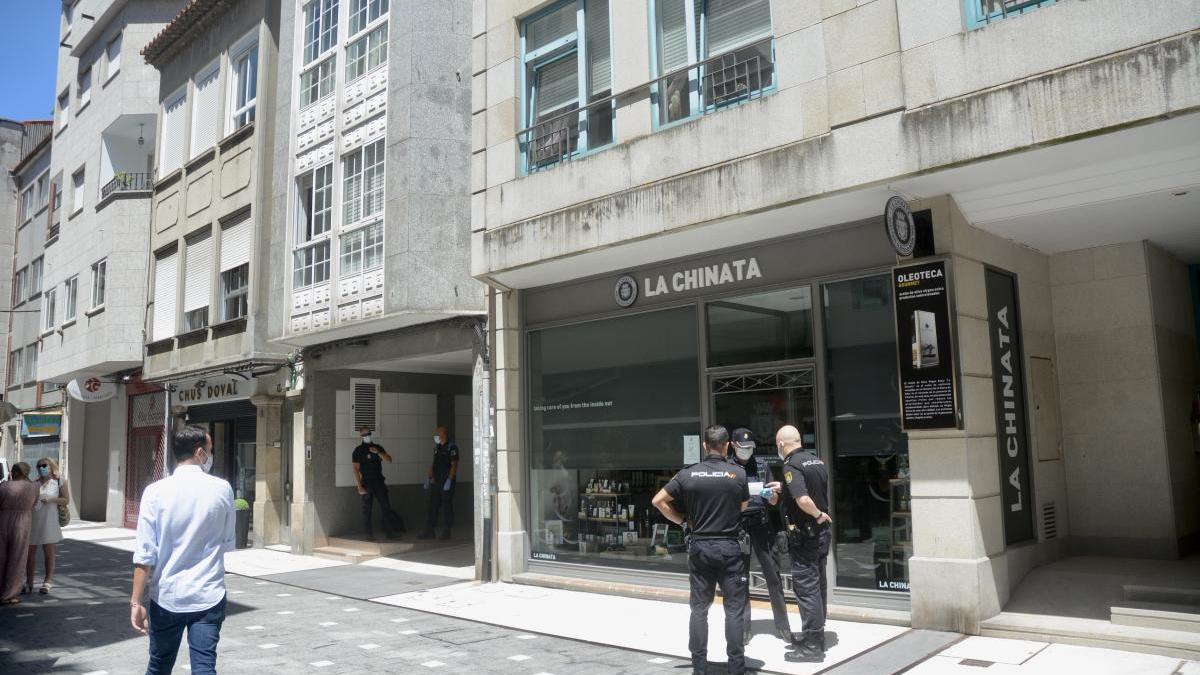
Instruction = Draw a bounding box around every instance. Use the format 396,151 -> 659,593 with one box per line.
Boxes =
647,0 -> 778,132
963,0 -> 1057,30
518,0 -> 616,176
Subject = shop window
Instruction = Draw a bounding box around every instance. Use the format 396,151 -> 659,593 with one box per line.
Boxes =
822,275 -> 910,592
527,306 -> 700,572
651,0 -> 775,127
707,286 -> 813,367
519,0 -> 614,173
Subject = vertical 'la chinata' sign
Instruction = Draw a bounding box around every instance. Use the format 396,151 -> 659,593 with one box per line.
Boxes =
893,260 -> 959,430
985,268 -> 1034,544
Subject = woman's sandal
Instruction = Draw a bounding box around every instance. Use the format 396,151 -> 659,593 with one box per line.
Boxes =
20,583 -> 31,595
1,598 -> 20,605
38,582 -> 51,595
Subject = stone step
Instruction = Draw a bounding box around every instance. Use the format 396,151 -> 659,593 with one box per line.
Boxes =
1122,584 -> 1200,606
1111,601 -> 1200,633
981,611 -> 1200,660
312,545 -> 374,564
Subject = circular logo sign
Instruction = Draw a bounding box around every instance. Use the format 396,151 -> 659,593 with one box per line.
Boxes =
614,275 -> 638,308
66,376 -> 116,403
884,196 -> 916,257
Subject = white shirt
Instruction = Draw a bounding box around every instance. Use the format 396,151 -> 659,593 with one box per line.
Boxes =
133,465 -> 235,613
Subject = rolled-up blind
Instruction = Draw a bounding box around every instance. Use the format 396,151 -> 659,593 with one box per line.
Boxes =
190,65 -> 220,156
526,2 -> 576,53
159,89 -> 187,175
220,213 -> 251,271
656,0 -> 689,74
704,0 -> 771,56
586,0 -> 610,95
153,251 -> 178,340
183,231 -> 213,312
535,56 -> 578,119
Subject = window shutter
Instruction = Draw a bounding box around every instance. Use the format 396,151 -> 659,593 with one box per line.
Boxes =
160,90 -> 187,175
526,3 -> 576,53
704,0 -> 772,56
183,232 -> 213,312
153,251 -> 179,340
191,66 -> 220,156
586,0 -> 611,96
350,378 -> 379,432
657,0 -> 689,73
220,214 -> 252,271
535,56 -> 579,119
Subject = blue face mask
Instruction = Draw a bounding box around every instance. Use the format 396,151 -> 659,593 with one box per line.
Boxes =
38,466 -> 50,478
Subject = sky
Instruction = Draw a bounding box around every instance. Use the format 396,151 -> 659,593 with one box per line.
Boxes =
0,1 -> 61,122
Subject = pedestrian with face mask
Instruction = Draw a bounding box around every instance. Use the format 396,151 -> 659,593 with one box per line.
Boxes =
352,426 -> 397,541
131,425 -> 236,675
419,426 -> 458,540
727,428 -> 791,644
26,457 -> 69,595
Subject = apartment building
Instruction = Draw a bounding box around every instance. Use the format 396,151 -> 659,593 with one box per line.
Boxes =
3,121 -> 56,467
267,0 -> 483,554
471,0 -> 1200,641
39,0 -> 183,524
139,0 -> 291,545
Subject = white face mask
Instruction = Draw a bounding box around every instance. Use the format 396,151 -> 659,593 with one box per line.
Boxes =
201,449 -> 214,474
433,436 -> 442,445
362,435 -> 372,444
734,446 -> 755,462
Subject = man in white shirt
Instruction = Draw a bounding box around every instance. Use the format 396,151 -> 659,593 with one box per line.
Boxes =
130,425 -> 235,675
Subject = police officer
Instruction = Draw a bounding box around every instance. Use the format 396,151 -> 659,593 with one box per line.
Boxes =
728,428 -> 792,644
652,425 -> 749,675
774,424 -> 831,662
418,426 -> 458,540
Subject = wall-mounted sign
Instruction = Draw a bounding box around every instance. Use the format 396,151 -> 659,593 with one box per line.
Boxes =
884,196 -> 916,257
986,268 -> 1034,544
640,257 -> 763,299
22,414 -> 62,438
175,375 -> 251,406
614,275 -> 638,308
893,260 -> 959,430
67,376 -> 116,403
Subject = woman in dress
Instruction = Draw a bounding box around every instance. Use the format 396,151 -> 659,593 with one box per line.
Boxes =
27,457 -> 69,595
0,462 -> 38,604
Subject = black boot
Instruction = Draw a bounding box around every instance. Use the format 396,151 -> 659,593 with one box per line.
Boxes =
784,631 -> 825,662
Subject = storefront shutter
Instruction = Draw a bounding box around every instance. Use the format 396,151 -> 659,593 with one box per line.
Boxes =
183,231 -> 213,312
657,0 -> 689,73
586,0 -> 611,96
190,65 -> 220,156
153,250 -> 179,340
535,55 -> 579,120
704,0 -> 772,56
220,213 -> 252,271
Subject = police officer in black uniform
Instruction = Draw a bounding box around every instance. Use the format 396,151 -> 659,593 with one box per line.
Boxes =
351,426 -> 396,541
419,426 -> 458,540
653,425 -> 750,675
774,424 -> 832,662
728,428 -> 792,644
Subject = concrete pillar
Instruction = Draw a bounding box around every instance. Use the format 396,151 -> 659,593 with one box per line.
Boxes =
493,288 -> 527,581
251,395 -> 284,547
287,388 -> 315,554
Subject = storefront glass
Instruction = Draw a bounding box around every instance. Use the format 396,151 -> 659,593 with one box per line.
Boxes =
822,276 -> 911,592
528,307 -> 700,571
707,286 -> 814,367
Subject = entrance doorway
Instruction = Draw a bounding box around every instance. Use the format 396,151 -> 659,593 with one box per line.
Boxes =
124,391 -> 167,528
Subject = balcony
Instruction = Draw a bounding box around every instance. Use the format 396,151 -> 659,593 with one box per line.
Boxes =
100,172 -> 154,200
966,0 -> 1057,29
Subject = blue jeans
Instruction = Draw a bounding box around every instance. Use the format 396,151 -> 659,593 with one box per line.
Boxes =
147,595 -> 226,675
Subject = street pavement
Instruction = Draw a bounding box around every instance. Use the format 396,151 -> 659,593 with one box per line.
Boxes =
1,523 -> 1197,675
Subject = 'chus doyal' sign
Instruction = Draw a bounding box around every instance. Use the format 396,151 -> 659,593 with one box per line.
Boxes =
986,268 -> 1034,544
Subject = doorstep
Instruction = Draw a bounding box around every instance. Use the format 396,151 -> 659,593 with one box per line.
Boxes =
980,611 -> 1200,660
513,572 -> 912,627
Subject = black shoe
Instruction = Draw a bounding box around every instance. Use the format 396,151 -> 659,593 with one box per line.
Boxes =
784,633 -> 825,662
365,535 -> 377,542
417,531 -> 434,540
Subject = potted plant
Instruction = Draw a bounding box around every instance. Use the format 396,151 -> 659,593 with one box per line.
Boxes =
234,498 -> 251,549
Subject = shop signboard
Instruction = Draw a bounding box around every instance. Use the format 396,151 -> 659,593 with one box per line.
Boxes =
174,375 -> 253,406
892,260 -> 960,430
67,376 -> 117,402
21,414 -> 62,438
985,268 -> 1035,544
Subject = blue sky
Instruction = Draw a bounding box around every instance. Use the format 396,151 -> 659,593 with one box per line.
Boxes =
0,2 -> 61,121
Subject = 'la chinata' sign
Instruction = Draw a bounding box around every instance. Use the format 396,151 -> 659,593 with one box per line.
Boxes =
643,257 -> 763,298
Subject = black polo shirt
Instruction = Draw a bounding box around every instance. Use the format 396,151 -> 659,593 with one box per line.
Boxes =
431,442 -> 459,481
781,449 -> 829,525
352,442 -> 385,481
664,455 -> 749,538
728,454 -> 772,514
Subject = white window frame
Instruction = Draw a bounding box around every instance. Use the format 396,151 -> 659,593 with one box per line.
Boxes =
153,250 -> 179,341
220,263 -> 250,321
91,258 -> 107,309
78,65 -> 92,109
159,86 -> 188,177
339,221 -> 384,277
292,240 -> 331,290
29,258 -> 43,297
70,166 -> 85,216
105,32 -> 122,82
228,35 -> 258,133
299,56 -> 336,109
9,348 -> 21,388
341,139 -> 384,227
13,267 -> 27,305
190,61 -> 221,158
24,345 -> 37,385
19,185 -> 35,224
35,171 -> 50,212
348,0 -> 388,36
64,275 -> 78,322
345,22 -> 388,83
43,288 -> 57,332
302,0 -> 339,66
57,89 -> 70,132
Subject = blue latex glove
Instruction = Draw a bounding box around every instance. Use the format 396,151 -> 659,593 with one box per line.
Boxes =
422,477 -> 431,490
442,478 -> 452,492
760,487 -> 775,501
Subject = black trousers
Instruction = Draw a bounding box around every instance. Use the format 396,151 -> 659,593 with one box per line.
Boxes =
360,478 -> 393,537
425,482 -> 454,535
789,526 -> 832,636
739,513 -> 792,638
687,538 -> 747,674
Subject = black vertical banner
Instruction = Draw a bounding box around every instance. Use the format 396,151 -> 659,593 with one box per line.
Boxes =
893,260 -> 959,430
985,269 -> 1035,545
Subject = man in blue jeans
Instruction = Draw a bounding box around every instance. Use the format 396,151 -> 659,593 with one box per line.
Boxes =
130,425 -> 236,674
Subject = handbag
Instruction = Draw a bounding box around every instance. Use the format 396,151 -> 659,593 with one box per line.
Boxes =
56,479 -> 70,527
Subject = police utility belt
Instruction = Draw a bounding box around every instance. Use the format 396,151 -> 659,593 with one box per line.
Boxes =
782,512 -> 828,547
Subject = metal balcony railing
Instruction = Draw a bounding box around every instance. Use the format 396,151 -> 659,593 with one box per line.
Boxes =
970,0 -> 1056,27
100,172 -> 154,200
519,97 -> 615,173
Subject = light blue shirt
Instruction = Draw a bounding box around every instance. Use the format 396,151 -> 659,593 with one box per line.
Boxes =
133,465 -> 236,613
